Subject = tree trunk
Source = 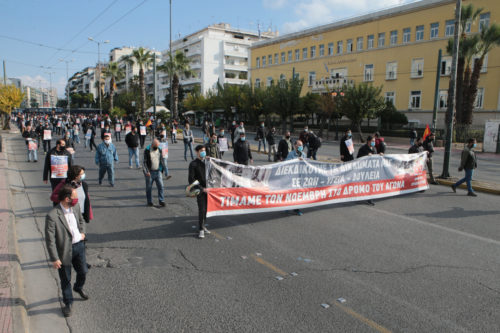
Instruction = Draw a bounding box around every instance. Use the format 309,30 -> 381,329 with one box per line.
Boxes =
356,121 -> 364,143
172,74 -> 180,120
139,68 -> 146,116
461,63 -> 472,125
454,56 -> 465,124
318,114 -> 325,138
463,57 -> 483,126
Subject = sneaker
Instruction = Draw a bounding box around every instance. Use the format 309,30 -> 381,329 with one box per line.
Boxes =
129,166 -> 133,169
147,202 -> 153,207
203,227 -> 211,234
165,175 -> 172,180
62,304 -> 72,317
467,191 -> 477,197
198,230 -> 205,239
451,185 -> 456,193
159,201 -> 165,207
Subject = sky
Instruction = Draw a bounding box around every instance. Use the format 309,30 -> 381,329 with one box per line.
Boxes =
0,0 -> 415,97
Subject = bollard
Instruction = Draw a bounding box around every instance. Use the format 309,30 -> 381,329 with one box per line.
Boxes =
496,124 -> 500,154
0,134 -> 2,152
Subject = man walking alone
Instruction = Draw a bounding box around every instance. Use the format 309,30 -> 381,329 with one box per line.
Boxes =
95,134 -> 118,186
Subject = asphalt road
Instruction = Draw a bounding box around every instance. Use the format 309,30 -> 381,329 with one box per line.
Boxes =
9,132 -> 500,333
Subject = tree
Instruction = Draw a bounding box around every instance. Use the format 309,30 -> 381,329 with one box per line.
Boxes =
267,77 -> 303,132
337,83 -> 385,142
158,50 -> 194,120
216,83 -> 241,121
0,84 -> 25,130
378,101 -> 408,130
121,47 -> 154,116
103,61 -> 125,112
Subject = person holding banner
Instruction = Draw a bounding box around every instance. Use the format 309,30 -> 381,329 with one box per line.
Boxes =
422,132 -> 438,185
143,139 -> 166,207
188,145 -> 209,239
286,140 -> 305,216
357,136 -> 376,158
95,134 -> 118,187
43,139 -> 73,190
233,132 -> 253,165
340,129 -> 355,162
22,125 -> 38,162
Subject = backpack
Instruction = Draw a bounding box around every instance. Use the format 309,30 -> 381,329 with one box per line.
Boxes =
379,140 -> 386,153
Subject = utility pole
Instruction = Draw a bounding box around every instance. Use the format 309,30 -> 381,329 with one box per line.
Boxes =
59,59 -> 73,113
169,0 -> 174,120
432,49 -> 442,133
441,0 -> 462,178
153,54 -> 157,120
2,60 -> 6,85
88,37 -> 109,115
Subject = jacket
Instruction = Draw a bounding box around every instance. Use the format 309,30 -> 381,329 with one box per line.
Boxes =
143,145 -> 166,174
266,131 -> 276,145
125,132 -> 139,148
188,158 -> 206,189
286,149 -> 304,160
277,138 -> 292,161
234,126 -> 245,138
22,130 -> 37,143
43,148 -> 73,181
408,144 -> 424,154
95,142 -> 118,166
205,141 -> 221,159
233,139 -> 252,164
423,138 -> 435,158
256,126 -> 265,140
340,136 -> 354,162
357,144 -> 375,158
51,180 -> 92,223
459,146 -> 477,170
45,204 -> 86,265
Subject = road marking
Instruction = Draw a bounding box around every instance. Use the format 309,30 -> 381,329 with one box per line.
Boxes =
210,230 -> 225,240
334,303 -> 392,333
366,206 -> 500,246
250,254 -> 288,276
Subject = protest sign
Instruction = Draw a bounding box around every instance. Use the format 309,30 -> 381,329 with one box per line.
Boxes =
50,155 -> 69,178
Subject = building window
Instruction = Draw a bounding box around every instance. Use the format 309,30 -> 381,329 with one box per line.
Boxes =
288,50 -> 292,62
319,44 -> 325,57
310,46 -> 316,58
439,90 -> 448,109
390,30 -> 398,45
385,92 -> 395,105
256,57 -> 260,68
386,61 -> 397,80
347,39 -> 353,53
328,42 -> 334,55
281,52 -> 285,63
367,35 -> 374,49
378,33 -> 385,47
255,78 -> 260,87
430,23 -> 439,39
262,56 -> 266,67
475,88 -> 484,109
337,41 -> 343,54
364,64 -> 374,81
266,77 -> 273,87
308,71 -> 316,86
280,74 -> 286,81
445,20 -> 454,37
275,53 -> 279,65
416,25 -> 424,41
411,58 -> 424,78
295,49 -> 300,61
465,20 -> 472,34
268,55 -> 272,65
440,56 -> 452,76
303,48 -> 308,59
479,13 -> 490,32
410,91 -> 422,109
357,37 -> 363,51
403,28 -> 411,43
331,67 -> 347,79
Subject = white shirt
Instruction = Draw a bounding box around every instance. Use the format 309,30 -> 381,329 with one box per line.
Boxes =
60,204 -> 83,244
76,186 -> 85,214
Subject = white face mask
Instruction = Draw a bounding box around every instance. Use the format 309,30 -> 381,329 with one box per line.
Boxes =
104,139 -> 111,144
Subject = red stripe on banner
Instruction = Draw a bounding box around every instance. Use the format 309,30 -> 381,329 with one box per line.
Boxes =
207,172 -> 428,217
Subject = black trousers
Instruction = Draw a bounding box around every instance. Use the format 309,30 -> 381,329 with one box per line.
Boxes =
43,140 -> 51,153
196,192 -> 207,231
140,135 -> 146,148
58,241 -> 87,305
89,138 -> 97,151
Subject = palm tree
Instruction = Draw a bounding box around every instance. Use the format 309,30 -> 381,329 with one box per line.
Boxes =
103,61 -> 125,112
158,50 -> 194,120
121,47 -> 154,115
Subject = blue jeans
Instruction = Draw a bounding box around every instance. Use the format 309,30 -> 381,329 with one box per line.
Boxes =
145,170 -> 164,204
57,241 -> 87,305
128,147 -> 140,167
454,168 -> 474,193
99,164 -> 115,185
162,157 -> 169,175
73,134 -> 80,144
184,141 -> 194,160
27,149 -> 38,161
258,139 -> 267,152
84,137 -> 89,148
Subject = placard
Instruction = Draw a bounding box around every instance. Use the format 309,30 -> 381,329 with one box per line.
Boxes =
115,124 -> 122,132
100,121 -> 105,128
125,125 -> 132,135
50,155 -> 68,178
218,138 -> 228,152
28,139 -> 37,150
43,130 -> 52,141
85,129 -> 92,139
160,142 -> 169,158
140,126 -> 146,136
345,138 -> 354,155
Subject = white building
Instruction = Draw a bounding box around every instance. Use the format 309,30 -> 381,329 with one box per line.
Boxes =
24,86 -> 57,108
155,23 -> 277,103
67,66 -> 98,98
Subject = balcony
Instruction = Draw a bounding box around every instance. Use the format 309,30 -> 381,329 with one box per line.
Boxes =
224,48 -> 248,58
190,62 -> 202,70
224,77 -> 248,85
224,63 -> 247,71
311,77 -> 354,92
181,77 -> 202,86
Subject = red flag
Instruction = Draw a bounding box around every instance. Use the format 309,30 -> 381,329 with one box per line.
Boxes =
145,119 -> 152,127
422,124 -> 430,140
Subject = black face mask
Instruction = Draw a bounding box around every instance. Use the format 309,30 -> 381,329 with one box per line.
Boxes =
285,136 -> 290,139
152,146 -> 158,151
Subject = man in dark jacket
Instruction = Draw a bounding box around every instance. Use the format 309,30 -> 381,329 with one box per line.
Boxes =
452,138 -> 478,196
357,136 -> 376,158
205,133 -> 221,159
229,121 -> 238,148
41,122 -> 53,153
43,139 -> 73,190
277,131 -> 292,161
125,127 -> 140,168
422,133 -> 438,184
340,129 -> 354,162
256,122 -> 266,153
266,127 -> 277,162
408,137 -> 424,154
233,132 -> 253,165
188,145 -> 209,239
307,132 -> 321,160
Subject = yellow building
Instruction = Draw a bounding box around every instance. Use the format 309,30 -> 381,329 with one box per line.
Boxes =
250,0 -> 500,129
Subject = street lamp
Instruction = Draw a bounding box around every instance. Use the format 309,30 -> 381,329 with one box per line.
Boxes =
59,59 -> 74,113
331,90 -> 344,140
44,71 -> 55,107
88,37 -> 110,115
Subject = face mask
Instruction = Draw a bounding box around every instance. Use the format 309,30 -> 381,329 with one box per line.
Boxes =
80,173 -> 86,181
241,137 -> 246,141
347,132 -> 352,137
240,125 -> 243,128
285,136 -> 290,139
104,139 -> 111,145
472,143 -> 477,148
60,146 -> 66,151
261,124 -> 264,127
200,151 -> 206,158
152,146 -> 158,151
304,129 -> 308,132
297,146 -> 303,152
70,198 -> 78,207
221,131 -> 224,135
370,141 -> 375,147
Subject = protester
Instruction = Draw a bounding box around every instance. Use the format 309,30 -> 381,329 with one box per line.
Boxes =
22,125 -> 38,162
422,132 -> 438,185
188,145 -> 209,239
340,129 -> 354,162
357,136 -> 376,158
183,123 -> 195,161
307,131 -> 321,160
276,131 -> 292,162
170,121 -> 178,144
256,121 -> 267,153
233,132 -> 253,165
234,121 -> 245,139
95,134 -> 118,186
299,126 -> 310,155
138,121 -> 147,148
63,131 -> 75,150
125,127 -> 140,169
51,165 -> 93,223
206,133 -> 221,159
266,127 -> 277,162
286,140 -> 305,216
143,139 -> 166,207
409,128 -> 417,146
408,137 -> 424,154
87,124 -> 97,151
217,128 -> 226,157
229,120 -> 238,148
201,120 -> 210,143
72,123 -> 80,145
374,132 -> 386,155
43,139 -> 73,190
41,122 -> 53,154
101,124 -> 112,141
114,122 -> 122,142
452,138 -> 478,197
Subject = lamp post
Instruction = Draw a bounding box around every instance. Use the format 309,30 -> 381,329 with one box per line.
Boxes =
331,90 -> 344,141
44,71 -> 55,107
59,59 -> 73,113
169,0 -> 173,120
88,37 -> 109,115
